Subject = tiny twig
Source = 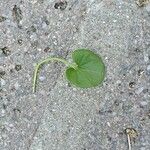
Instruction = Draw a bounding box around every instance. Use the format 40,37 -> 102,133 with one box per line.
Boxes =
127,134 -> 132,150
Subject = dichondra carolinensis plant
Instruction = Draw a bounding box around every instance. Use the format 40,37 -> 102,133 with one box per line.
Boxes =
33,49 -> 106,92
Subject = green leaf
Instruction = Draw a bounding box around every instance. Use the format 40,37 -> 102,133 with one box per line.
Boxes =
66,49 -> 105,88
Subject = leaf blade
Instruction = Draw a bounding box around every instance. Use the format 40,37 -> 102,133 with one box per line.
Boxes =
66,49 -> 106,88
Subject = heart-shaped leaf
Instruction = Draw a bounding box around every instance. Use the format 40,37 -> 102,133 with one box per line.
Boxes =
66,49 -> 105,88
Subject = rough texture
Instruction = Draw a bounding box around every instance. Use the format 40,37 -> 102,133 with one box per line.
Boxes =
0,0 -> 150,150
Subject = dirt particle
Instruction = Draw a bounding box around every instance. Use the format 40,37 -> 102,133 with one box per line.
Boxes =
13,108 -> 21,113
1,47 -> 11,56
129,92 -> 134,96
143,89 -> 149,93
31,41 -> 38,48
44,47 -> 51,52
27,25 -> 37,35
15,65 -> 22,71
99,109 -> 112,115
54,1 -> 68,10
138,69 -> 144,76
0,16 -> 6,22
30,25 -> 36,32
0,71 -> 6,77
114,100 -> 120,106
129,82 -> 136,88
18,39 -> 23,45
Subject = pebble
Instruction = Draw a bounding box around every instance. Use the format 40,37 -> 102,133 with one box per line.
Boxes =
1,78 -> 6,86
39,76 -> 46,81
15,65 -> 22,71
135,87 -> 144,95
147,65 -> 150,71
1,109 -> 5,116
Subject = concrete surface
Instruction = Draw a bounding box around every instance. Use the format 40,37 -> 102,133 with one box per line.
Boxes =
0,0 -> 150,150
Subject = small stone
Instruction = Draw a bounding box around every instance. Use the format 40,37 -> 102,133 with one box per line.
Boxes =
1,78 -> 6,86
138,69 -> 144,76
1,109 -> 5,115
18,39 -> 23,45
15,65 -> 22,71
54,1 -> 67,10
0,16 -> 6,22
44,47 -> 51,52
0,70 -> 5,77
39,76 -> 46,81
1,47 -> 11,56
129,82 -> 136,88
114,100 -> 120,106
143,89 -> 148,93
30,25 -> 36,32
31,41 -> 38,48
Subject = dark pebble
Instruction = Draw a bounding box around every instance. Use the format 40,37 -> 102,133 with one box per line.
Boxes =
0,70 -> 5,77
129,82 -> 136,88
1,47 -> 11,56
54,1 -> 67,10
138,69 -> 144,76
15,65 -> 22,71
44,47 -> 51,52
18,39 -> 23,45
0,16 -> 6,22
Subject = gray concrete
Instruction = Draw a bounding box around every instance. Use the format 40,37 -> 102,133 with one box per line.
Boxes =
0,0 -> 150,150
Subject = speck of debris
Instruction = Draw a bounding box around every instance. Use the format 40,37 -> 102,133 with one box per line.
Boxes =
3,104 -> 7,109
129,82 -> 136,88
30,25 -> 36,32
10,69 -> 14,73
27,25 -> 37,34
67,83 -> 71,87
44,47 -> 51,52
138,69 -> 144,76
0,70 -> 5,77
114,100 -> 120,106
143,88 -> 148,93
13,108 -> 21,113
54,1 -> 68,10
129,92 -> 134,96
31,41 -> 38,49
1,47 -> 11,56
0,16 -> 6,22
12,5 -> 23,27
15,65 -> 22,71
18,39 -> 23,45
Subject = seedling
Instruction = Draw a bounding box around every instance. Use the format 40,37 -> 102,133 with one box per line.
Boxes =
33,49 -> 105,92
125,128 -> 138,150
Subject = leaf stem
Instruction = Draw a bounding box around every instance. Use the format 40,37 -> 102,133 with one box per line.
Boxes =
32,57 -> 77,93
